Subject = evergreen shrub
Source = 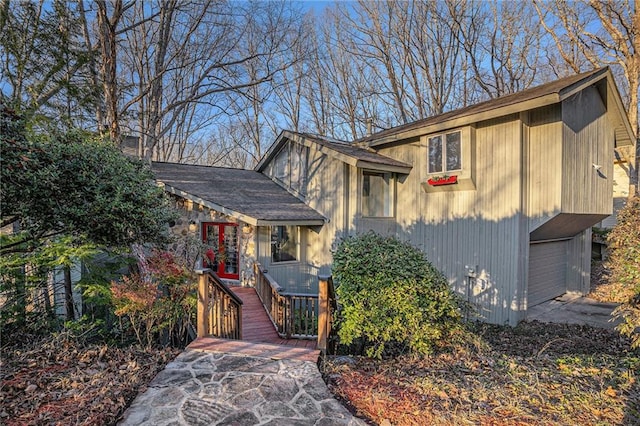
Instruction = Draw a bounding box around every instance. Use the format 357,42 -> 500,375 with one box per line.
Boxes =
332,232 -> 465,358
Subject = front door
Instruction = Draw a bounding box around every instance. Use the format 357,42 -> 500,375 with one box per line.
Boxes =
202,222 -> 239,280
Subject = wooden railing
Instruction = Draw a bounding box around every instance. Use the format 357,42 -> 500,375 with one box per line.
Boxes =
317,275 -> 337,353
196,269 -> 243,340
254,264 -> 338,352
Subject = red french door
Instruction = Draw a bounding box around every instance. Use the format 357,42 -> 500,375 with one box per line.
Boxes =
202,222 -> 239,280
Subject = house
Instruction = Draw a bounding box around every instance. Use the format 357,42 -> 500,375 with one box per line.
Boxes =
154,67 -> 635,326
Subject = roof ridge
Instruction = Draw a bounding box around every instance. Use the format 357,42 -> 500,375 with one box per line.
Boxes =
357,67 -> 608,144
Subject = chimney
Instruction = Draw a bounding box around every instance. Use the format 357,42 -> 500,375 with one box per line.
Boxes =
365,118 -> 373,137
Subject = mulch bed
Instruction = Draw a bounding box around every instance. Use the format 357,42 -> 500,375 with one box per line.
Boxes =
0,333 -> 179,426
323,321 -> 639,425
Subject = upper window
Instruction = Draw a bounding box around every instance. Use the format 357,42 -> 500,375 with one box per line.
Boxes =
271,225 -> 298,263
362,171 -> 393,217
428,130 -> 462,174
268,141 -> 308,195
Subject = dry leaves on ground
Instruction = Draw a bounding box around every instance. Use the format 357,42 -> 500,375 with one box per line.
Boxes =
323,322 -> 640,426
0,333 -> 179,426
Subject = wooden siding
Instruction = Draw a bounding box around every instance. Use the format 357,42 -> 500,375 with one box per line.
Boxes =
566,229 -> 591,295
304,146 -> 348,275
526,104 -> 563,232
561,84 -> 613,215
256,141 -> 349,293
256,226 -> 321,293
377,115 -> 526,325
251,80 -> 614,326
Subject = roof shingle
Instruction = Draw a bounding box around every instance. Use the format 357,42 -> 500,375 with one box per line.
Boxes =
152,162 -> 325,225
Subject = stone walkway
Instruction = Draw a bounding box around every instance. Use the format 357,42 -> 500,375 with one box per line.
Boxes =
118,341 -> 366,426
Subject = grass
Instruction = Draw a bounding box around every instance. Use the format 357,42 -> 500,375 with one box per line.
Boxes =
322,321 -> 639,425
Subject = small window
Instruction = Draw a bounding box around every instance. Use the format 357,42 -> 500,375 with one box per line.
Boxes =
362,171 -> 392,217
269,141 -> 308,195
429,130 -> 462,174
271,225 -> 298,262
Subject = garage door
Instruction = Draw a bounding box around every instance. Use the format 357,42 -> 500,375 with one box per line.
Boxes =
528,240 -> 568,307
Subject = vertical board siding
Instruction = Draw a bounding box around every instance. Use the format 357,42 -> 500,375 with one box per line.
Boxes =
561,85 -> 612,215
566,229 -> 591,295
601,162 -> 631,228
527,104 -> 563,232
256,226 -> 321,294
253,87 -> 611,325
305,146 -> 346,271
257,140 -> 348,294
378,115 -> 524,325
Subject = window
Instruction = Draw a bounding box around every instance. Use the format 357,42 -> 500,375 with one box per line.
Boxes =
271,225 -> 298,262
269,141 -> 308,195
290,143 -> 308,194
428,130 -> 462,174
362,171 -> 393,217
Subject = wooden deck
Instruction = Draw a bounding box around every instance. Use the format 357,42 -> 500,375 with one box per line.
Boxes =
187,286 -> 319,362
231,286 -> 318,349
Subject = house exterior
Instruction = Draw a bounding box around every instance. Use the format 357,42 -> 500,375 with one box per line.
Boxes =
154,67 -> 635,326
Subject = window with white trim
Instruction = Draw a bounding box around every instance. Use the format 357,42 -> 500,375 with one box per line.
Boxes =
428,130 -> 462,174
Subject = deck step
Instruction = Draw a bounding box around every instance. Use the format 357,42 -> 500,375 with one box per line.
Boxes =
187,336 -> 320,363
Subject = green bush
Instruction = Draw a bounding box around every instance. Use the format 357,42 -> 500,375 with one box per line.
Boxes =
608,195 -> 640,348
332,232 -> 465,358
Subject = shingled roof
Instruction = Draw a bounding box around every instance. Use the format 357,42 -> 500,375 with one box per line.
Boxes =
152,162 -> 326,226
255,131 -> 412,174
357,67 -> 634,148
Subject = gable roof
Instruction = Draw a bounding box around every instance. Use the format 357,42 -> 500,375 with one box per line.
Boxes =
255,131 -> 412,174
152,162 -> 325,226
358,67 -> 635,148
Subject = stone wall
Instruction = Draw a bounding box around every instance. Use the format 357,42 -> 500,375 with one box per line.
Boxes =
166,194 -> 256,287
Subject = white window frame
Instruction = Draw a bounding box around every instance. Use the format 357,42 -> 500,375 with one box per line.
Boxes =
428,130 -> 463,175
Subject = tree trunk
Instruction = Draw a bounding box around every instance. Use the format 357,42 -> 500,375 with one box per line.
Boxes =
96,0 -> 123,146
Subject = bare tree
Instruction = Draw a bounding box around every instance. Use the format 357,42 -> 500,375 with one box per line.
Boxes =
317,0 -> 473,136
534,0 -> 639,133
534,0 -> 639,188
452,0 -> 545,99
94,0 -> 133,145
112,1 -> 305,163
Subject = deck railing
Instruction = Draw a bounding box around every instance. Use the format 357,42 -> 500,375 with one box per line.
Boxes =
253,263 -> 337,351
317,274 -> 337,353
196,269 -> 243,340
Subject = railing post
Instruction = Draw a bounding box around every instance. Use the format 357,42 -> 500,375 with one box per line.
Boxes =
317,274 -> 331,352
196,268 -> 210,338
285,297 -> 292,339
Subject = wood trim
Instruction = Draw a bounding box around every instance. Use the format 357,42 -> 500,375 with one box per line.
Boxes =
368,94 -> 559,147
160,183 -> 259,225
355,160 -> 412,174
